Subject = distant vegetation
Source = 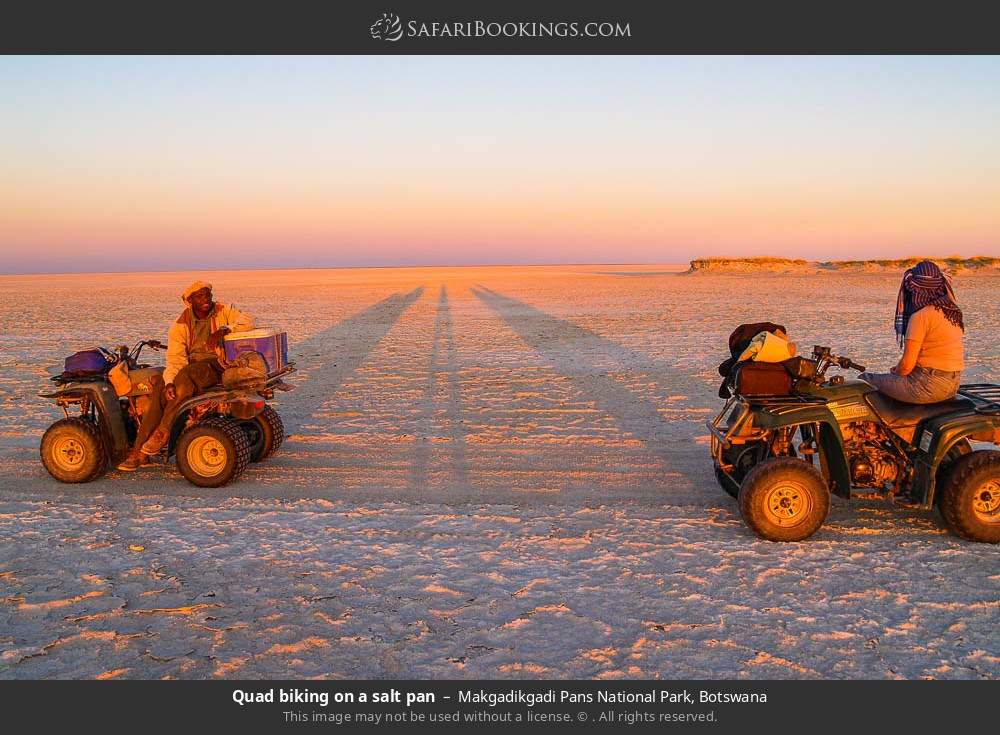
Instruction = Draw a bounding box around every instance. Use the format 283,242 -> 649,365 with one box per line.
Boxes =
818,256 -> 1000,271
686,256 -> 1000,274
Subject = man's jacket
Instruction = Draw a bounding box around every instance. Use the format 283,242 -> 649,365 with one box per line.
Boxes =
163,303 -> 254,384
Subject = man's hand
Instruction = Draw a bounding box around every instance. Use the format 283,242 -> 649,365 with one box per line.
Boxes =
206,327 -> 230,350
164,383 -> 177,401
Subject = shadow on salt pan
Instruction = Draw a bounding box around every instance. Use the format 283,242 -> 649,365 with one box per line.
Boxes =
409,286 -> 470,492
471,286 -> 713,487
280,287 -> 424,436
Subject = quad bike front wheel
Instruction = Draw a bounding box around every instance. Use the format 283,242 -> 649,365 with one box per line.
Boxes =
176,416 -> 251,488
40,418 -> 108,483
939,450 -> 1000,543
738,457 -> 830,542
715,466 -> 740,498
241,406 -> 285,463
715,440 -> 769,499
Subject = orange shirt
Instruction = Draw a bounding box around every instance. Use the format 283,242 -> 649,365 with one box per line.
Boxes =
905,305 -> 964,371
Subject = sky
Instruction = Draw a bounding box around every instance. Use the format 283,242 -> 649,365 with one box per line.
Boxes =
1,55 -> 999,273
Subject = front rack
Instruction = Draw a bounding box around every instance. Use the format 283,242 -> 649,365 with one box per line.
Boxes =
957,383 -> 1000,415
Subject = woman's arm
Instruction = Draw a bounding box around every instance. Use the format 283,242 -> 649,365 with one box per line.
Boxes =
893,339 -> 922,376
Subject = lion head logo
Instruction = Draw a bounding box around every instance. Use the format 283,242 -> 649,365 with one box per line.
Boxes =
370,12 -> 403,41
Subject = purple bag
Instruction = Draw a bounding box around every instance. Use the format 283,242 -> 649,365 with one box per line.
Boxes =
63,349 -> 111,376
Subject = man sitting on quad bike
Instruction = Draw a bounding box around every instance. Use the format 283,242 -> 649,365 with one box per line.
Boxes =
117,280 -> 254,470
858,259 -> 964,405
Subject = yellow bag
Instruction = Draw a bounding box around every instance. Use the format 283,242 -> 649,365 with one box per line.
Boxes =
737,331 -> 797,363
108,361 -> 132,396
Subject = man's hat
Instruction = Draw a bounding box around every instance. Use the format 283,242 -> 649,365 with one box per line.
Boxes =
182,280 -> 213,303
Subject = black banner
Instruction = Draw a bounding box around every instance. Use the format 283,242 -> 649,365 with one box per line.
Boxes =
2,0 -> 1000,53
2,679 -> 995,731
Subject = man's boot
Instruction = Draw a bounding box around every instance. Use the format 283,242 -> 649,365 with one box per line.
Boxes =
140,427 -> 169,456
117,449 -> 150,472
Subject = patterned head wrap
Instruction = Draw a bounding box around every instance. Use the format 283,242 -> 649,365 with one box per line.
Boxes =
894,260 -> 963,348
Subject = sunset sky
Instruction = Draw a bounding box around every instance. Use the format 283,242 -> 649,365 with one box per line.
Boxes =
2,55 -> 999,273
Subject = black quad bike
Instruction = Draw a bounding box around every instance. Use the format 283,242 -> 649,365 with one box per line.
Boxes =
39,340 -> 295,488
709,346 -> 1000,542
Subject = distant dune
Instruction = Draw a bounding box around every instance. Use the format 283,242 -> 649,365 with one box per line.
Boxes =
685,256 -> 1000,275
685,257 -> 810,274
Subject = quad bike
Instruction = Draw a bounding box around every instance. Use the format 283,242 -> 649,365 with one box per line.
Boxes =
39,339 -> 295,488
709,346 -> 1000,542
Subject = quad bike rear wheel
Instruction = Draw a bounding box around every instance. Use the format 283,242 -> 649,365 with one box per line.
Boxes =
40,418 -> 107,483
241,406 -> 285,463
939,450 -> 1000,543
176,416 -> 251,488
738,457 -> 830,541
933,438 -> 973,505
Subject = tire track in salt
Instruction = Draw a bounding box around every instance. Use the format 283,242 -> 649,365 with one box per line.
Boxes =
472,286 -> 710,488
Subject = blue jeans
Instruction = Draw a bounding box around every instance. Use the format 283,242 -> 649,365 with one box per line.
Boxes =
859,366 -> 961,404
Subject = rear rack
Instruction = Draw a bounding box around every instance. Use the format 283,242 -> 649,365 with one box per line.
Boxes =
266,364 -> 295,382
957,383 -> 1000,415
745,393 -> 828,406
50,373 -> 108,385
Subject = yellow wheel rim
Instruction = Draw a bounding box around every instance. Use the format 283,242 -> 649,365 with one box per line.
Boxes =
51,436 -> 86,472
762,480 -> 812,527
972,480 -> 1000,524
186,435 -> 228,478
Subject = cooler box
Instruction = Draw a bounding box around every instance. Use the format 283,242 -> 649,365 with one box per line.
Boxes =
223,329 -> 288,375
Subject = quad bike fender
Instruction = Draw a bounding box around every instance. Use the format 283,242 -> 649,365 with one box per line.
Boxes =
746,404 -> 852,499
913,412 -> 1000,508
40,382 -> 130,462
750,401 -> 841,429
816,421 -> 852,499
166,390 -> 267,454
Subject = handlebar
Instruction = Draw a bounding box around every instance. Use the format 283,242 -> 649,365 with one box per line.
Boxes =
810,346 -> 866,381
120,339 -> 165,367
835,356 -> 866,373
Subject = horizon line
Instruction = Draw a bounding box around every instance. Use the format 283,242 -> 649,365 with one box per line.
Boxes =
2,254 -> 998,277
0,261 -> 691,277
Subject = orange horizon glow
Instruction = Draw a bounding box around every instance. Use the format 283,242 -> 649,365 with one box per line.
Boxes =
2,56 -> 999,273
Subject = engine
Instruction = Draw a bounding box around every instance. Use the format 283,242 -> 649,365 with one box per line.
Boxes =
842,421 -> 900,488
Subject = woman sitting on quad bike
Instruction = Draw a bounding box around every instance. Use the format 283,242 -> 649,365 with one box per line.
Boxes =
118,280 -> 254,470
858,259 -> 964,405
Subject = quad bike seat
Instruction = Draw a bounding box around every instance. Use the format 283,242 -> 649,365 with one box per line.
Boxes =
866,392 -> 973,430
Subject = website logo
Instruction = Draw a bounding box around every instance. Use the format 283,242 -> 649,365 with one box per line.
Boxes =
370,12 -> 403,42
368,13 -> 631,42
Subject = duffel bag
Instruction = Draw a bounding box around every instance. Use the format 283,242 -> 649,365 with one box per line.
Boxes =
222,350 -> 268,390
63,348 -> 111,377
734,361 -> 793,396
